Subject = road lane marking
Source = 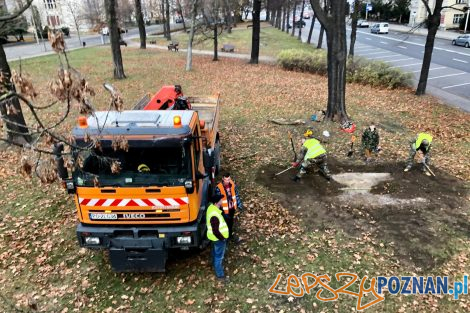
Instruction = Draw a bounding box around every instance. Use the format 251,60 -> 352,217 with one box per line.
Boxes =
360,51 -> 391,56
428,73 -> 466,80
392,62 -> 422,68
380,41 -> 388,44
354,48 -> 380,52
356,29 -> 470,57
369,54 -> 401,59
412,66 -> 446,73
442,82 -> 470,89
397,45 -> 407,49
365,38 -> 372,40
386,57 -> 414,62
453,58 -> 469,63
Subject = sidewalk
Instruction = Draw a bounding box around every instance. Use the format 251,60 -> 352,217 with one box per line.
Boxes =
388,23 -> 459,41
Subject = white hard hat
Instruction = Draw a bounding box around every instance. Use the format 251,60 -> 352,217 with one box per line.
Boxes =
322,130 -> 330,137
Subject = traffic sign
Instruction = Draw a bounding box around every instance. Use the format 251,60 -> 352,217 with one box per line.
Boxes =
366,3 -> 373,12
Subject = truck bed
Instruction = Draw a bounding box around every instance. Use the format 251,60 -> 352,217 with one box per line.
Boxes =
187,95 -> 220,149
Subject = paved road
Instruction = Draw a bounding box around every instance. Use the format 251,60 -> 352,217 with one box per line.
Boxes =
4,25 -> 163,61
296,19 -> 470,112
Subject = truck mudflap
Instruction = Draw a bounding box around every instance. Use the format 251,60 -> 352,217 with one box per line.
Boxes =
76,217 -> 208,272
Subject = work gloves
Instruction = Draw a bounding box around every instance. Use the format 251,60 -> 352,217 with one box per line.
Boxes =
291,162 -> 299,168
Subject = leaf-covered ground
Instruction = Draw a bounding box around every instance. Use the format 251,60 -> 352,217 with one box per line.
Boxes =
0,43 -> 469,313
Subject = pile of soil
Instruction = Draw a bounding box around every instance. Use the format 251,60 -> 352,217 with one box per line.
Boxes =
256,158 -> 470,270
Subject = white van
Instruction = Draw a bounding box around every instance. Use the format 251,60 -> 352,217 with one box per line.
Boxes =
370,23 -> 389,34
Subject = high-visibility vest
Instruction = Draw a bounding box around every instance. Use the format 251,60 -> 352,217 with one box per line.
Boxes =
216,181 -> 238,214
206,204 -> 229,241
415,133 -> 433,151
303,138 -> 327,160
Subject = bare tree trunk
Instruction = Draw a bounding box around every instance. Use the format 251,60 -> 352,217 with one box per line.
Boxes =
186,0 -> 198,71
291,5 -> 295,36
250,0 -> 261,64
416,13 -> 440,95
285,4 -> 290,33
325,28 -> 347,121
349,0 -> 359,57
224,0 -> 233,33
307,13 -> 315,44
317,25 -> 324,48
213,25 -> 219,61
135,0 -> 146,49
105,0 -> 126,79
165,0 -> 171,40
310,0 -> 348,121
0,44 -> 31,144
161,1 -> 167,36
298,0 -> 305,40
177,0 -> 187,32
276,7 -> 282,28
281,5 -> 286,31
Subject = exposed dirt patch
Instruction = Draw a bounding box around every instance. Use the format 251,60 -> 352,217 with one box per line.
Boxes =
256,158 -> 470,271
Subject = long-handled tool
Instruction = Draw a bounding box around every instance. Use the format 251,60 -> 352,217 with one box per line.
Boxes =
274,166 -> 295,176
347,135 -> 356,157
422,161 -> 436,177
288,131 -> 297,162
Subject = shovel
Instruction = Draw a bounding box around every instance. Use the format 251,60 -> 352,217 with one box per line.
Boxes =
274,166 -> 295,176
347,135 -> 356,157
422,161 -> 436,177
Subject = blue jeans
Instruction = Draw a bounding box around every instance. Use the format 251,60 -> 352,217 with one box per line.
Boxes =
211,240 -> 227,278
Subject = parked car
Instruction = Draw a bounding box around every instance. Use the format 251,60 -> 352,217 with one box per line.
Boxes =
303,12 -> 310,19
293,19 -> 306,28
452,34 -> 470,48
357,19 -> 369,28
370,23 -> 389,34
175,16 -> 183,23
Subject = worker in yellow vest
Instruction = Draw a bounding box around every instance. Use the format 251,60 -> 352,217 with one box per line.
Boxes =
292,129 -> 331,182
206,194 -> 229,283
404,133 -> 433,176
215,173 -> 243,244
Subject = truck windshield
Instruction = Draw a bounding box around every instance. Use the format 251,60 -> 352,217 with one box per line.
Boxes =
73,145 -> 191,187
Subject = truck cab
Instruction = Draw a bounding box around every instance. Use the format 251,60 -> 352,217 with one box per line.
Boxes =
64,91 -> 221,272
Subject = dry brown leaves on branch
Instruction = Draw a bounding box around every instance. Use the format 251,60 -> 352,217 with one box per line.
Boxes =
0,71 -> 7,93
36,158 -> 58,184
111,161 -> 121,174
49,68 -> 96,116
48,30 -> 65,53
20,155 -> 32,177
110,90 -> 124,112
111,136 -> 129,152
11,70 -> 38,99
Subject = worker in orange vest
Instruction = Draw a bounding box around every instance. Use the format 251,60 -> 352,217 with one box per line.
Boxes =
215,173 -> 243,244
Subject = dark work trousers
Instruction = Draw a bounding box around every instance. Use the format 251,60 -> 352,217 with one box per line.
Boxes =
223,210 -> 235,238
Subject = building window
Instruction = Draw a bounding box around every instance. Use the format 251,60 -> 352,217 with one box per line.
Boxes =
44,0 -> 57,10
453,14 -> 464,24
456,0 -> 466,3
47,15 -> 60,26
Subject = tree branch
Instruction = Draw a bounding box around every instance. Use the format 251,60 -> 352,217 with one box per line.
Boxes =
0,0 -> 34,22
310,0 -> 328,27
420,0 -> 432,16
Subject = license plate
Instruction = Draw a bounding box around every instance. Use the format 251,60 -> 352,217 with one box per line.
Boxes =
89,213 -> 118,220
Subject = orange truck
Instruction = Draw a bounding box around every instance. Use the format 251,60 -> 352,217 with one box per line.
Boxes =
56,85 -> 221,272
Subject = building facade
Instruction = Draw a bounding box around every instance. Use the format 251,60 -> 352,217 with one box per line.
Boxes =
409,0 -> 469,29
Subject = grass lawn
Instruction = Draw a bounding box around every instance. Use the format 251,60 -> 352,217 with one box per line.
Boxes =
1,27 -> 469,313
143,22 -> 313,57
